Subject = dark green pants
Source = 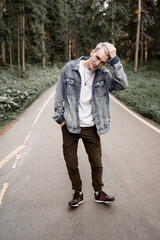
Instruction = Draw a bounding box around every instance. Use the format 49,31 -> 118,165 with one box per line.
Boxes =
61,125 -> 104,191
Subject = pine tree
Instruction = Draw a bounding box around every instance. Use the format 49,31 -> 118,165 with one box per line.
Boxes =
46,0 -> 67,64
0,0 -> 159,70
134,0 -> 141,72
0,0 -> 7,66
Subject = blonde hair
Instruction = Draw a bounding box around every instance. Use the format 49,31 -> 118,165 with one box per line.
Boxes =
95,42 -> 110,57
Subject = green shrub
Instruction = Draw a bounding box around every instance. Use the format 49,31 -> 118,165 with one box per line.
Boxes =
0,64 -> 61,127
112,61 -> 160,124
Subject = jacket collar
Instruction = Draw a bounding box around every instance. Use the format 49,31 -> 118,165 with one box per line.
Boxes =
72,56 -> 88,71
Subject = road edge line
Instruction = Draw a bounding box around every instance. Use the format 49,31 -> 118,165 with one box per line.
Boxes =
110,94 -> 160,134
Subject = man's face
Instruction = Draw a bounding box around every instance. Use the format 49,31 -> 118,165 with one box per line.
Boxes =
88,48 -> 109,71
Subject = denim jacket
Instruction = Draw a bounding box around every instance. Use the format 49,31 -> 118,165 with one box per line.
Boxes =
53,56 -> 128,136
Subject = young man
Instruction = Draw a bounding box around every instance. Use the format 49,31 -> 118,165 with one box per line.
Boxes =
53,42 -> 128,207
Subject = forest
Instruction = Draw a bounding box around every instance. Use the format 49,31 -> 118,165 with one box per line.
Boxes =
0,0 -> 160,71
0,0 -> 160,129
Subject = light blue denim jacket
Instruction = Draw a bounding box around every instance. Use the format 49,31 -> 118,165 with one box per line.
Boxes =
53,56 -> 128,136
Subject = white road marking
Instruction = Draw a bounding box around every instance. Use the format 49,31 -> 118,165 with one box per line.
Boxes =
32,90 -> 55,127
23,130 -> 32,145
0,183 -> 9,207
0,145 -> 25,169
110,94 -> 160,134
12,154 -> 21,169
0,90 -> 56,169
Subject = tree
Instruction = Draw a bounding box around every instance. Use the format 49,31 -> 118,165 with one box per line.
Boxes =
134,0 -> 141,72
0,0 -> 159,71
46,0 -> 67,64
0,0 -> 7,66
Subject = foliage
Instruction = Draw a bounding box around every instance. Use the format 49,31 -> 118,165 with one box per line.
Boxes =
46,0 -> 67,62
112,61 -> 160,124
0,0 -> 159,66
0,64 -> 62,127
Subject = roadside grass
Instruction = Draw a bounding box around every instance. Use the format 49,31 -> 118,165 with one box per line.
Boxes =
112,61 -> 160,124
0,63 -> 62,129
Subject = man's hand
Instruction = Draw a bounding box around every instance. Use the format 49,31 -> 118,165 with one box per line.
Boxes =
105,43 -> 116,59
60,121 -> 66,127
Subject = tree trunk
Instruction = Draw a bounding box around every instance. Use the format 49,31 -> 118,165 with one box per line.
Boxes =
111,0 -> 115,45
51,53 -> 54,67
1,41 -> 6,65
69,40 -> 72,61
140,20 -> 144,67
17,8 -> 21,77
65,0 -> 69,60
22,6 -> 25,73
42,23 -> 46,67
134,0 -> 141,72
9,41 -> 12,72
145,37 -> 148,64
126,48 -> 131,64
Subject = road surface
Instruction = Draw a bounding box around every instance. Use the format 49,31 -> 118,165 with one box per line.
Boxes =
0,84 -> 160,240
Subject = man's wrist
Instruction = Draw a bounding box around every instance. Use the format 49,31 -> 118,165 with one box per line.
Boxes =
110,53 -> 116,59
108,56 -> 120,66
60,121 -> 66,127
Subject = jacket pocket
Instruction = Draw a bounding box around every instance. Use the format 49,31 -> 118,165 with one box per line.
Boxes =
65,78 -> 76,95
94,80 -> 106,97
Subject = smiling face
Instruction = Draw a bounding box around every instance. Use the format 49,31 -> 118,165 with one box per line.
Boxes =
88,48 -> 109,71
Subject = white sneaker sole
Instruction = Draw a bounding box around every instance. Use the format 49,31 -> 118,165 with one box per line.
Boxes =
95,199 -> 113,204
69,199 -> 84,208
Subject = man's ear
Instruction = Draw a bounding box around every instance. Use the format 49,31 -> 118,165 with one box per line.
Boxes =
91,49 -> 94,56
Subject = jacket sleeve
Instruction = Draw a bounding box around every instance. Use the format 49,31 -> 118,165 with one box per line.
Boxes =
52,68 -> 66,124
108,56 -> 128,91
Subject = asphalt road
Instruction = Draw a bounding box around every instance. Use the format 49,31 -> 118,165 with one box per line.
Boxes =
0,84 -> 160,240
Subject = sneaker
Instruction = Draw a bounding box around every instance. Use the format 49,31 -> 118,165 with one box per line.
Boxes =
95,189 -> 115,204
68,191 -> 84,208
